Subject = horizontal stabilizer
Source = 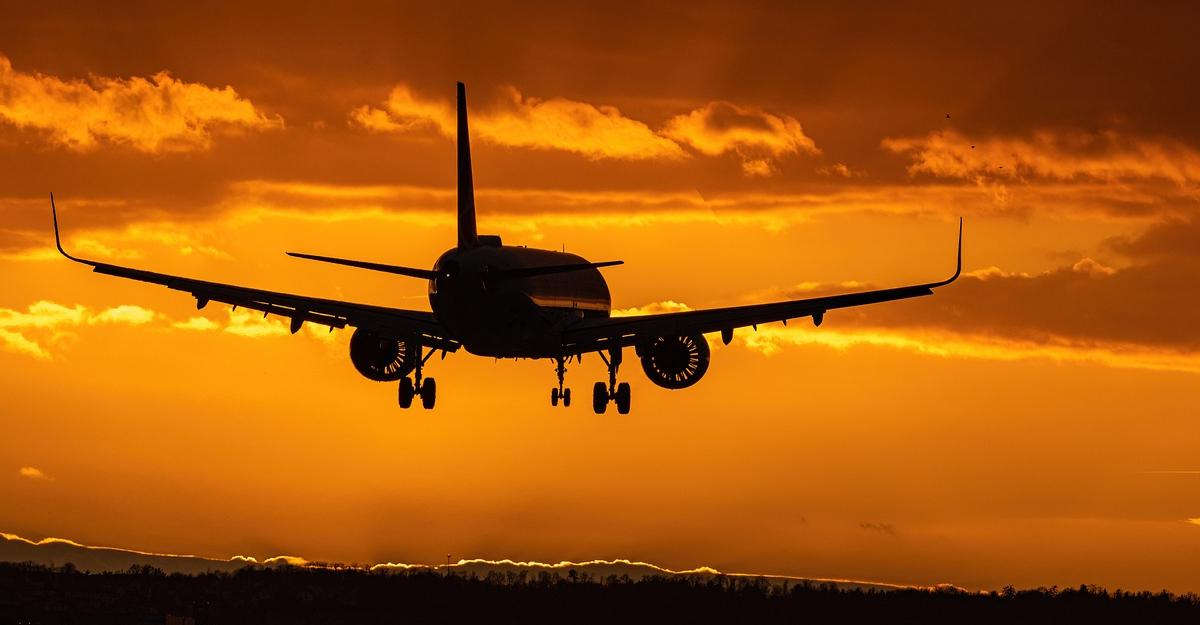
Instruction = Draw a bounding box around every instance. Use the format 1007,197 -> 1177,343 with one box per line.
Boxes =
287,252 -> 436,280
482,260 -> 623,283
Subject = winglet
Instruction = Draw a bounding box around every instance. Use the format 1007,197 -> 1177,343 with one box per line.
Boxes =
930,217 -> 963,288
457,82 -> 480,250
50,192 -> 91,265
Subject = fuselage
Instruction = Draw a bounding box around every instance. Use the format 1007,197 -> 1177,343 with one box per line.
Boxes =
428,239 -> 611,358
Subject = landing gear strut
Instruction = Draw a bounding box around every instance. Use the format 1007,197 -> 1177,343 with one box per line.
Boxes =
550,356 -> 571,407
593,347 -> 630,414
398,346 -> 437,410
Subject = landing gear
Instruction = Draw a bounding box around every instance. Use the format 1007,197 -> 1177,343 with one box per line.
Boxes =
420,377 -> 436,409
398,346 -> 436,410
593,347 -> 631,414
592,381 -> 607,414
398,377 -> 415,408
614,382 -> 630,415
550,356 -> 571,407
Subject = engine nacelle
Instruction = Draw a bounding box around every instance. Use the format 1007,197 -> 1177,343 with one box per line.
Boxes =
349,328 -> 416,382
638,334 -> 710,389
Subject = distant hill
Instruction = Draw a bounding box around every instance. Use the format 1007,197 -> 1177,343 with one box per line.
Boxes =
0,531 -> 909,592
0,533 -> 243,575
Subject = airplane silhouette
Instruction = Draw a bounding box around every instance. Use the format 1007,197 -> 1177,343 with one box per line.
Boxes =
51,82 -> 961,414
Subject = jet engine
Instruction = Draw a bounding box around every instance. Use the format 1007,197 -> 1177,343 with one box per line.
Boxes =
349,328 -> 416,381
638,334 -> 710,389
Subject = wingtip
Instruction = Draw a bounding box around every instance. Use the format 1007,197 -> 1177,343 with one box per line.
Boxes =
949,217 -> 963,284
926,217 -> 962,288
50,191 -> 66,256
49,193 -> 88,264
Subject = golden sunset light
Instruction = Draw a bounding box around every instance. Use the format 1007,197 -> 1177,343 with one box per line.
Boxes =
4,1 -> 1200,595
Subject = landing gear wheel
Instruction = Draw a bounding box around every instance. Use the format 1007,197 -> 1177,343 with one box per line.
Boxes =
420,378 -> 436,409
563,388 -> 571,407
398,377 -> 415,409
551,388 -> 560,406
592,381 -> 608,415
615,382 -> 631,415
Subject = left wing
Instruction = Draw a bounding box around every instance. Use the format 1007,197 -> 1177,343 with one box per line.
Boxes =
561,219 -> 961,353
51,195 -> 459,352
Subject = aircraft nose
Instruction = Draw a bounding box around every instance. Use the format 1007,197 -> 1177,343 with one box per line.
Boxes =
438,259 -> 460,280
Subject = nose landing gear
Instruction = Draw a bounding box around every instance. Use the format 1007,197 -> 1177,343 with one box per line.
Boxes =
551,356 -> 571,407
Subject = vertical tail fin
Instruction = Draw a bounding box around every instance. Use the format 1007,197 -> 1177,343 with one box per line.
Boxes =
457,82 -> 480,250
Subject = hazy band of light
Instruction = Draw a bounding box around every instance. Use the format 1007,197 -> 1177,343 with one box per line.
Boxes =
741,325 -> 1200,375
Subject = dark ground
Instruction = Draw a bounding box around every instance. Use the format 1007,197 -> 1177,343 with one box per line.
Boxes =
2,560 -> 1199,624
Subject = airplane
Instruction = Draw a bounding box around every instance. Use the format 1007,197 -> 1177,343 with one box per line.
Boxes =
50,82 -> 961,415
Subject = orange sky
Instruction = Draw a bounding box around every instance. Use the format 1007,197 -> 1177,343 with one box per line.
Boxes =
4,1 -> 1200,592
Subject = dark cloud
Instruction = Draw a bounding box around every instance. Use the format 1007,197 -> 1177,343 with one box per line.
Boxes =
1107,217 -> 1200,262
859,522 -> 897,535
832,251 -> 1200,353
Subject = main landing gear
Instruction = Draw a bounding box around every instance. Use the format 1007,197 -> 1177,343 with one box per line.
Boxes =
593,347 -> 630,415
549,350 -> 630,414
551,355 -> 572,407
398,346 -> 437,410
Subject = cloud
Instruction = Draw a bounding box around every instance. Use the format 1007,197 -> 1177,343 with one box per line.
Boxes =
859,522 -> 897,535
92,305 -> 157,325
263,555 -> 309,566
883,129 -> 1200,213
1187,519 -> 1200,526
0,329 -> 48,359
222,308 -> 291,338
732,227 -> 1200,372
1108,216 -> 1200,261
0,294 -> 349,360
842,257 -> 1200,353
662,101 -> 819,176
173,317 -> 221,331
352,84 -> 683,161
0,301 -> 158,359
0,301 -> 88,329
351,84 -> 817,175
738,324 -> 1200,374
349,84 -> 452,135
19,467 -> 52,480
0,55 -> 283,152
612,301 -> 693,317
481,87 -> 687,161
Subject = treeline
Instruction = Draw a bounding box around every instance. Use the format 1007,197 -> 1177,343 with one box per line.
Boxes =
2,560 -> 1199,624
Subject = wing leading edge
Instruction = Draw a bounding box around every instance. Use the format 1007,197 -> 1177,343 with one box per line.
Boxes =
50,194 -> 459,352
561,219 -> 962,353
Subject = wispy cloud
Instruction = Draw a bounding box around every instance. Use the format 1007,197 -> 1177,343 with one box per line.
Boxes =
739,324 -> 1200,375
0,300 -> 329,360
18,467 -> 52,481
351,84 -> 816,175
883,129 -> 1200,213
0,301 -> 155,359
263,555 -> 309,566
352,84 -> 683,161
222,308 -> 291,338
612,301 -> 693,317
860,522 -> 897,535
0,55 -> 283,152
662,101 -> 819,176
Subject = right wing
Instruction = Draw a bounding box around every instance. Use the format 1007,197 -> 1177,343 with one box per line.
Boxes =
561,219 -> 961,354
51,195 -> 459,353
